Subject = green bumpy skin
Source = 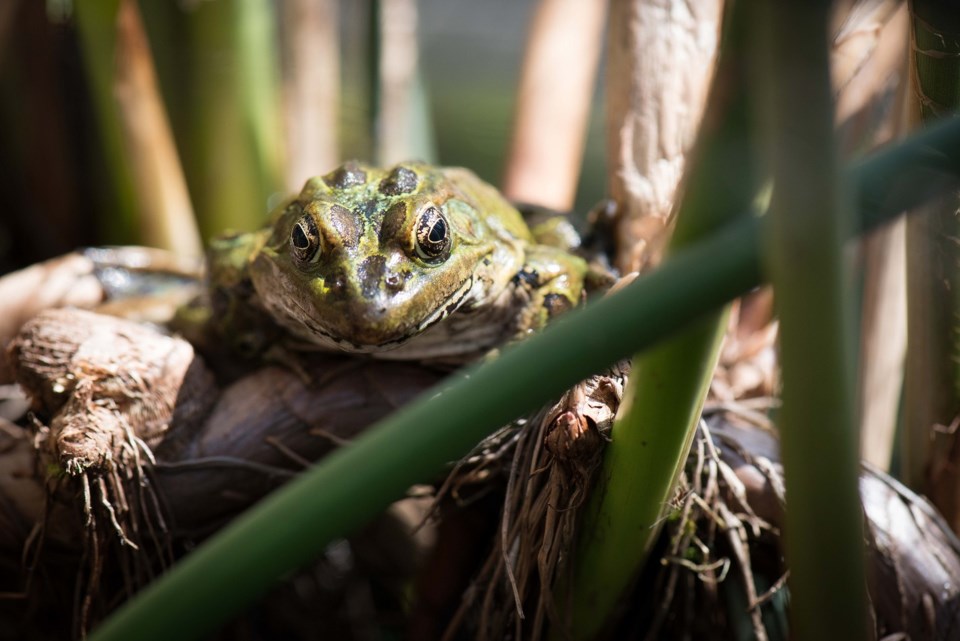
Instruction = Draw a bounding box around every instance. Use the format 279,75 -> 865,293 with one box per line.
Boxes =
208,161 -> 588,363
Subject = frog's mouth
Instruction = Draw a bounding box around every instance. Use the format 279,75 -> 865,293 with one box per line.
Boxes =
284,274 -> 478,352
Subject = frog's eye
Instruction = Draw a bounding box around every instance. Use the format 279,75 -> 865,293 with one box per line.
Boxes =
414,206 -> 452,264
290,215 -> 322,265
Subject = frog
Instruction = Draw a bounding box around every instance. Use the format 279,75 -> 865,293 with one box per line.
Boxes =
202,161 -> 589,363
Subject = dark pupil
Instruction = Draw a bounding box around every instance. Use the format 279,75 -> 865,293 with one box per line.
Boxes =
428,218 -> 446,244
292,224 -> 309,249
416,208 -> 451,262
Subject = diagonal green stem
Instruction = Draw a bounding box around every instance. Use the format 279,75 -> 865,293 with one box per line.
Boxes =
91,119 -> 960,641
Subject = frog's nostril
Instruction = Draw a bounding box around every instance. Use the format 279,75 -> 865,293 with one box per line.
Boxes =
384,272 -> 403,292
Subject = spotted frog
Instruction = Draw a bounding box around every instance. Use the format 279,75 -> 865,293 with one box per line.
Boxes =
205,161 -> 589,363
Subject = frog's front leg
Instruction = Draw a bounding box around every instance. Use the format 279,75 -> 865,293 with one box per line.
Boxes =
519,205 -> 619,298
510,245 -> 588,339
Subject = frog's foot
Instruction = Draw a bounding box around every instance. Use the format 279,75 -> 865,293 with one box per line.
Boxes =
507,244 -> 588,343
518,202 -> 620,298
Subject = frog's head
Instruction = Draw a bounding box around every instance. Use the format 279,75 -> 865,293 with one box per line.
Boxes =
249,161 -> 526,352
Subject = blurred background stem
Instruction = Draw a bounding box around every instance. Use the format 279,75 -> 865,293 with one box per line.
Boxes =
830,1 -> 910,472
280,0 -> 340,191
186,0 -> 284,238
73,0 -> 137,245
903,0 -> 960,527
371,0 -> 435,165
114,0 -> 200,256
500,0 -> 606,211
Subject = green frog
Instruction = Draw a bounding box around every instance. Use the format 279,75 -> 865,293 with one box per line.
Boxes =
203,161 -> 589,363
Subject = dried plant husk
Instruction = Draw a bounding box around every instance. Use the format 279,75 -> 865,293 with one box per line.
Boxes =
9,308 -> 217,470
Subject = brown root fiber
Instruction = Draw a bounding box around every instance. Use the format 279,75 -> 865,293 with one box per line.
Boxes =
436,364 -> 628,641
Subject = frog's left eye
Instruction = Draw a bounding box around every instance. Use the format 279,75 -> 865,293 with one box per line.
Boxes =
414,206 -> 452,264
290,215 -> 322,265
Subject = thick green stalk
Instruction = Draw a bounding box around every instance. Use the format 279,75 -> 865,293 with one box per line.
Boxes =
564,315 -> 728,639
562,16 -> 759,636
90,120 -> 960,641
754,2 -> 867,640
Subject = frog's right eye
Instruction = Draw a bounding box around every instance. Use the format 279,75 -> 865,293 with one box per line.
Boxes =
290,215 -> 322,265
